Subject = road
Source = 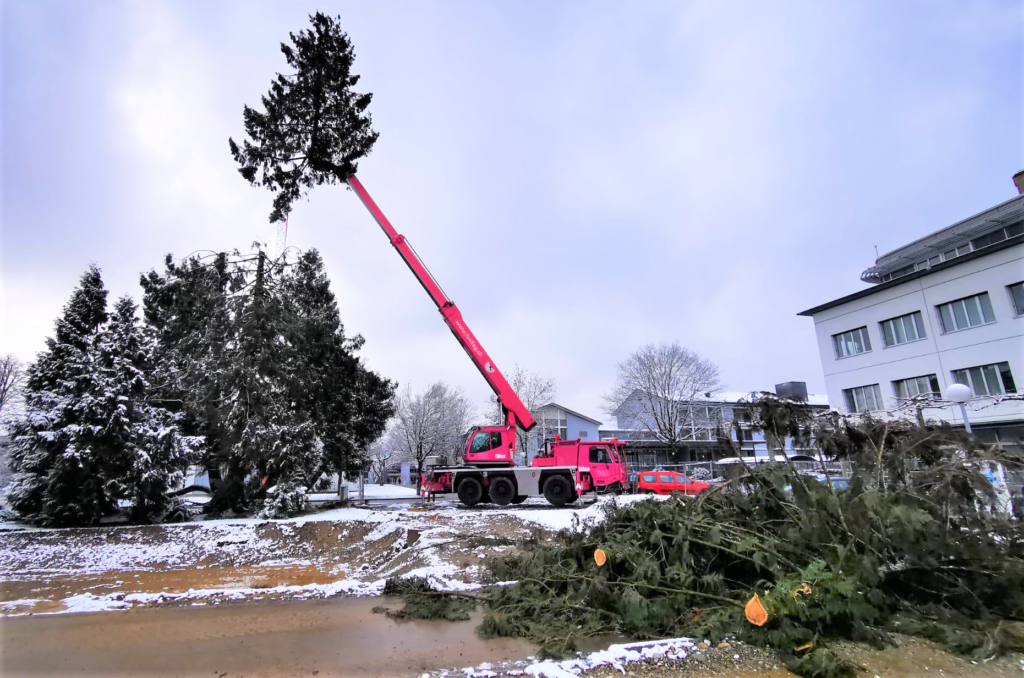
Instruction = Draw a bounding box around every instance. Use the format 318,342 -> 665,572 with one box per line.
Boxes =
0,596 -> 534,678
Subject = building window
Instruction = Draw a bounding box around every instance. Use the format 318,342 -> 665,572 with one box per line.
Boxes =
936,292 -> 995,333
890,264 -> 915,280
892,374 -> 940,400
842,384 -> 884,413
1009,282 -> 1024,317
880,311 -> 926,347
951,362 -> 1016,397
832,326 -> 872,359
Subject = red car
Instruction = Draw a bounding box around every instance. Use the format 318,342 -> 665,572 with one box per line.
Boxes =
638,471 -> 710,496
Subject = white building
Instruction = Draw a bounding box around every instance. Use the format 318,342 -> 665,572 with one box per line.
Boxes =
798,173 -> 1024,446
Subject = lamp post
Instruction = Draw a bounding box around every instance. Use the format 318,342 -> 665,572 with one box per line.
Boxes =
946,383 -> 1010,514
944,383 -> 973,432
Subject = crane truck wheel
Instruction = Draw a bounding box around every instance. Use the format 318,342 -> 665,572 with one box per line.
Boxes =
543,475 -> 574,507
457,477 -> 484,507
489,477 -> 516,506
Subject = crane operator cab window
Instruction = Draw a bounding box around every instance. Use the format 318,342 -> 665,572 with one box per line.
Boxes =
470,431 -> 503,454
589,446 -> 613,464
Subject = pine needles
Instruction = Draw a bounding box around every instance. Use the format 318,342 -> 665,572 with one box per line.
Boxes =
473,443 -> 1023,677
388,417 -> 1023,678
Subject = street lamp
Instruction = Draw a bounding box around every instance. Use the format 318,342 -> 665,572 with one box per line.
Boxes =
945,383 -> 973,432
946,383 -> 1011,514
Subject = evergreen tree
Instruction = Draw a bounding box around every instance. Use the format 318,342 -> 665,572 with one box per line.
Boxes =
221,250 -> 316,509
282,249 -> 395,485
229,12 -> 378,223
6,265 -> 115,526
140,248 -> 394,514
95,296 -> 201,523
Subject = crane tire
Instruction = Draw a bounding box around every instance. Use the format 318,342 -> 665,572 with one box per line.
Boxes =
457,477 -> 484,507
489,477 -> 516,506
543,475 -> 574,507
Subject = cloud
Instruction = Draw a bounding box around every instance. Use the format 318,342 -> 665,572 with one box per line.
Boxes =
2,0 -> 1019,422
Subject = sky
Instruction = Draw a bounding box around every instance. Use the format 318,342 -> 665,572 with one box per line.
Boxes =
1,0 -> 1022,424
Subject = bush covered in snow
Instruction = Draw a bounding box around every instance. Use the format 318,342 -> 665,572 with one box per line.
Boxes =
689,466 -> 712,481
258,480 -> 309,519
162,497 -> 199,523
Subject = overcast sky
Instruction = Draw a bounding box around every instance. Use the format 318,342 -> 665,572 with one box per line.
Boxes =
2,0 -> 1021,423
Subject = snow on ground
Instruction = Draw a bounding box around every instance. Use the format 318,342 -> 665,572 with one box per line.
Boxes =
0,494 -> 666,616
344,482 -> 420,499
444,637 -> 699,678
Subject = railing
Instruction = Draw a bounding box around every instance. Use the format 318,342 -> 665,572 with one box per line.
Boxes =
636,459 -> 855,483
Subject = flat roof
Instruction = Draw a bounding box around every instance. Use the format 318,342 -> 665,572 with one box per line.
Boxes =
798,233 -> 1024,317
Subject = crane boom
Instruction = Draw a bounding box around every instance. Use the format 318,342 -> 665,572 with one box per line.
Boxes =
346,174 -> 536,433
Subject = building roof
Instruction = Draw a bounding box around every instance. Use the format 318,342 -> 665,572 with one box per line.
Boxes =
539,402 -> 603,426
861,193 -> 1024,283
798,230 -> 1024,316
608,390 -> 829,419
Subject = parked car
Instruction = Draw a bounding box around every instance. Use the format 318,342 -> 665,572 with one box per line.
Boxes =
637,471 -> 710,496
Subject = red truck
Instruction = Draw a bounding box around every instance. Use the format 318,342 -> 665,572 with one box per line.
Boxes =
346,176 -> 628,507
423,434 -> 629,507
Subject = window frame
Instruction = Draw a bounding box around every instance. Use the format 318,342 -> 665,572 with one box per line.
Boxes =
842,384 -> 884,413
935,292 -> 996,334
950,362 -> 1017,397
832,326 -> 873,360
879,311 -> 927,348
1009,281 -> 1024,318
892,374 -> 941,400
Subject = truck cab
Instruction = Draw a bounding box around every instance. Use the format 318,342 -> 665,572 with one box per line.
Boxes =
531,437 -> 629,494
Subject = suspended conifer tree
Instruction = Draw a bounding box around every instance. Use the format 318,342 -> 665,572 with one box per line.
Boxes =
229,12 -> 378,223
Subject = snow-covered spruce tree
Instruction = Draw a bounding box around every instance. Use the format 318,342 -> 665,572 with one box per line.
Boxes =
281,249 -> 395,487
141,248 -> 394,515
221,251 -> 317,511
6,265 -> 115,526
229,12 -> 378,223
141,253 -> 236,507
95,296 -> 201,523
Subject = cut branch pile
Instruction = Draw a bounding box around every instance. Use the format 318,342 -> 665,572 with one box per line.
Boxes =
387,419 -> 1024,678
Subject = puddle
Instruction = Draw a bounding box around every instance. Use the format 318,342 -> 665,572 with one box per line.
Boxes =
0,594 -> 536,677
1,564 -> 344,614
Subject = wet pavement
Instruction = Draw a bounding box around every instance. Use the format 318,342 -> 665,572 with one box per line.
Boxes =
0,595 -> 536,677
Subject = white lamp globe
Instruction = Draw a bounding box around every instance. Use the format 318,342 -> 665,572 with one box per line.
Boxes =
945,383 -> 972,404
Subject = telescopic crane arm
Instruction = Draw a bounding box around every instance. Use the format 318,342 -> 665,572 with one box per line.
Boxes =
345,175 -> 537,433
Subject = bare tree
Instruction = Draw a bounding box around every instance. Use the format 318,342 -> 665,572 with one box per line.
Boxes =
484,364 -> 556,464
366,430 -> 397,486
391,382 -> 474,491
0,355 -> 25,420
604,342 -> 723,458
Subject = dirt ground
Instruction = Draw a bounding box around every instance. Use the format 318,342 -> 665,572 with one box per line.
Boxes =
3,596 -> 1021,678
3,498 -> 1023,677
578,637 -> 1024,678
0,595 -> 534,677
0,501 -> 557,614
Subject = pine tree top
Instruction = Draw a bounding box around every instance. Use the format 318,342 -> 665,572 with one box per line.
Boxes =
230,12 -> 378,223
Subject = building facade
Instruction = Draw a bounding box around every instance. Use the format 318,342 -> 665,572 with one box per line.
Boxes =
798,178 -> 1024,446
601,383 -> 829,467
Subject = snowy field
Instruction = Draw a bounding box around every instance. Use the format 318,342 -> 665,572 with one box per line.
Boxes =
0,494 -> 667,617
343,481 -> 421,500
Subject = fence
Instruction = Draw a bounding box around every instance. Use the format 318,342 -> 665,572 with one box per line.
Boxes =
635,459 -> 855,483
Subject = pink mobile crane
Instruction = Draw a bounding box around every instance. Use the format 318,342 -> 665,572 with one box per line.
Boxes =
346,175 -> 628,507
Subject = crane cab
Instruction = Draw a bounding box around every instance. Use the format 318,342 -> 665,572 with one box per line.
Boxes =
462,426 -> 517,467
